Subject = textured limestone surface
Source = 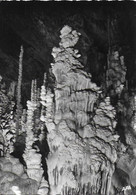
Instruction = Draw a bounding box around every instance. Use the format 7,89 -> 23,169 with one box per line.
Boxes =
42,25 -> 119,195
0,77 -> 16,156
0,155 -> 38,195
23,85 -> 43,185
0,13 -> 135,193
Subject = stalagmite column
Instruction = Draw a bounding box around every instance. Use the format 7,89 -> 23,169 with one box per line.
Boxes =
17,46 -> 23,107
16,46 -> 23,135
23,80 -> 44,184
40,75 -> 47,141
43,25 -> 119,195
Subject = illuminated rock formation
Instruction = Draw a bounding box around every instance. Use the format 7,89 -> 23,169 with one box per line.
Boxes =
40,76 -> 47,142
16,46 -> 23,136
23,79 -> 49,195
42,25 -> 119,195
0,155 -> 39,195
0,76 -> 16,156
37,177 -> 49,195
23,80 -> 44,184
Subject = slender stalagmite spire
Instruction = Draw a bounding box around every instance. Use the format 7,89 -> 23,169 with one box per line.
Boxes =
17,45 -> 23,107
16,46 -> 23,135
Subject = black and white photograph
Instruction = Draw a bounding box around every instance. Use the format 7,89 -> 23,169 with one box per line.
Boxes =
0,2 -> 136,195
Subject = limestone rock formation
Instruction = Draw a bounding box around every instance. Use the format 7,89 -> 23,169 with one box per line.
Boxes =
0,155 -> 38,195
0,76 -> 16,156
16,46 -> 23,136
23,80 -> 44,183
106,50 -> 127,97
37,177 -> 49,195
23,79 -> 49,195
0,7 -> 135,193
42,25 -> 119,195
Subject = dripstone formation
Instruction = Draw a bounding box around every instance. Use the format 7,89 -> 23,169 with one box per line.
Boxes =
41,25 -> 119,195
0,24 -> 135,195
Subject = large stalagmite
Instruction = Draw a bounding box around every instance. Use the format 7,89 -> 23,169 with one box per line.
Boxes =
42,25 -> 119,195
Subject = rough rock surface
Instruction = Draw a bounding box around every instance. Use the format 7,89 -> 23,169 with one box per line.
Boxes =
42,26 -> 119,195
23,81 -> 44,183
0,6 -> 136,192
0,155 -> 38,195
0,77 -> 16,156
23,79 -> 49,195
